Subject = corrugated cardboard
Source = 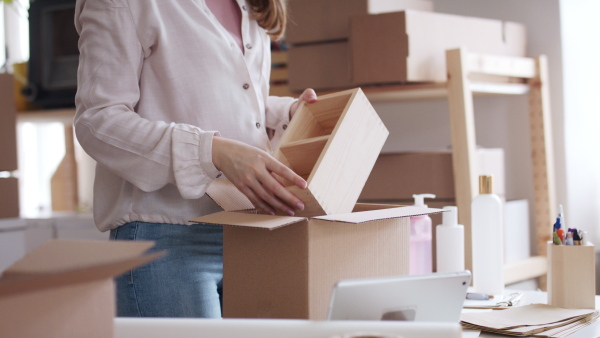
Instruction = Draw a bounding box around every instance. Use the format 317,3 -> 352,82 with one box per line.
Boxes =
351,10 -> 527,84
0,74 -> 18,171
286,0 -> 433,44
288,41 -> 352,92
191,204 -> 442,320
0,177 -> 19,219
359,149 -> 505,201
0,239 -> 164,338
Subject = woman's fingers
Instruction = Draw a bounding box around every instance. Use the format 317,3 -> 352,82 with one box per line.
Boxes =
212,137 -> 306,215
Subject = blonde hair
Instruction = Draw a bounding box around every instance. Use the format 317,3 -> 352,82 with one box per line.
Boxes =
248,0 -> 287,41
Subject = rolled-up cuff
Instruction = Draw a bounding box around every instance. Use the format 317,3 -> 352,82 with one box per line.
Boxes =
172,124 -> 221,199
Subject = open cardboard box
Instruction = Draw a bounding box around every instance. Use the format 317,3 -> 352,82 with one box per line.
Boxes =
195,185 -> 444,320
0,239 -> 163,338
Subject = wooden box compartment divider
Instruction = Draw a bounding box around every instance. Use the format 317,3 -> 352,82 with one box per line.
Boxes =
274,88 -> 389,217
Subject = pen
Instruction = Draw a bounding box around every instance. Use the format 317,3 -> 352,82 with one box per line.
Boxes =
466,292 -> 492,300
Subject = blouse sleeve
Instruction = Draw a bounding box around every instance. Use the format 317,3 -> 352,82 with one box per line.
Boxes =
74,0 -> 221,199
265,95 -> 296,147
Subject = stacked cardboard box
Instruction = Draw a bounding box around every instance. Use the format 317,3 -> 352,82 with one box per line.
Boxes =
199,88 -> 443,320
0,74 -> 20,219
285,1 -> 526,91
286,0 -> 434,91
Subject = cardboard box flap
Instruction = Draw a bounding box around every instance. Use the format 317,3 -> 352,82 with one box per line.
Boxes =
191,211 -> 306,230
207,178 -> 254,212
0,239 -> 164,297
313,206 -> 445,224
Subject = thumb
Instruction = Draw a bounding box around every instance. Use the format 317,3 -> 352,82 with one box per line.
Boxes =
300,88 -> 317,103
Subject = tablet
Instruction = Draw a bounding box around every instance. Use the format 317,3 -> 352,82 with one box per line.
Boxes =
327,270 -> 471,322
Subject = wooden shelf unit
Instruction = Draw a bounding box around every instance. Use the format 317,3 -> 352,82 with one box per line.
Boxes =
288,49 -> 553,286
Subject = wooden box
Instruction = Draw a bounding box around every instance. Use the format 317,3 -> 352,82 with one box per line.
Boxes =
273,88 -> 389,217
547,242 -> 596,309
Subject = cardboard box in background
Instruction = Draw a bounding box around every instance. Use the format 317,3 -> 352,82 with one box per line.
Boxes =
350,10 -> 527,84
0,74 -> 18,172
192,203 -> 442,320
288,41 -> 352,92
0,240 -> 163,338
286,0 -> 433,44
0,177 -> 20,219
359,149 -> 505,202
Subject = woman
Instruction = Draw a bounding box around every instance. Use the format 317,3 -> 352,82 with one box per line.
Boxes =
74,0 -> 316,318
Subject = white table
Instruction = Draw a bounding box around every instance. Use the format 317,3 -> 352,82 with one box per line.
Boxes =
113,290 -> 600,338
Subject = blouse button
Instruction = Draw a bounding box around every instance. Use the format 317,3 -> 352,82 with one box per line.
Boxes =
282,124 -> 288,130
246,43 -> 253,50
243,83 -> 250,90
256,122 -> 261,129
242,5 -> 247,10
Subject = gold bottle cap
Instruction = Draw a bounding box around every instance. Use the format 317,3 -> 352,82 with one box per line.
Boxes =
479,175 -> 493,194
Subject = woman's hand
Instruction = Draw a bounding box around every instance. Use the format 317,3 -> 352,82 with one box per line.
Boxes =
289,88 -> 317,120
212,136 -> 307,216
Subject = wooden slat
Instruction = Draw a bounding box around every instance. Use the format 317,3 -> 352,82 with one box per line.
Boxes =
504,255 -> 547,285
528,55 -> 557,290
271,51 -> 288,65
446,48 -> 478,273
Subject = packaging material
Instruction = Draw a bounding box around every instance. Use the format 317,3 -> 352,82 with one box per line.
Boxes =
471,175 -> 504,296
350,10 -> 527,84
0,177 -> 20,219
409,193 -> 435,275
0,239 -> 164,338
359,149 -> 505,201
191,202 -> 442,320
436,206 -> 464,273
0,74 -> 18,171
504,199 -> 530,264
286,0 -> 433,44
547,241 -> 596,309
288,41 -> 353,92
271,88 -> 388,216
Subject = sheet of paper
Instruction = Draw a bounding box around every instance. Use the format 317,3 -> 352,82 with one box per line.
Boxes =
460,304 -> 596,330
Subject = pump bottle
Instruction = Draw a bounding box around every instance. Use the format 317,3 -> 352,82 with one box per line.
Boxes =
471,175 -> 504,295
436,206 -> 465,273
409,193 -> 435,275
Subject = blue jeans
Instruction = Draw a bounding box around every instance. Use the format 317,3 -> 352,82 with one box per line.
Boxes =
110,221 -> 223,318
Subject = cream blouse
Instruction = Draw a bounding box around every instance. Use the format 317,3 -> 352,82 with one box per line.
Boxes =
74,0 -> 294,231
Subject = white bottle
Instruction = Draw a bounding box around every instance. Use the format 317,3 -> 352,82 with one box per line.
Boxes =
409,193 -> 435,275
471,175 -> 504,295
436,206 -> 465,273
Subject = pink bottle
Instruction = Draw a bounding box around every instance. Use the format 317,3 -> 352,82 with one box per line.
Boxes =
409,193 -> 436,275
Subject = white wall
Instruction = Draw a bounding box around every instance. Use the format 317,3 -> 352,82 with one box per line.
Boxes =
559,0 -> 600,244
375,0 -> 567,253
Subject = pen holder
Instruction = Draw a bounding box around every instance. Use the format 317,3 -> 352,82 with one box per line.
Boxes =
547,241 -> 596,309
